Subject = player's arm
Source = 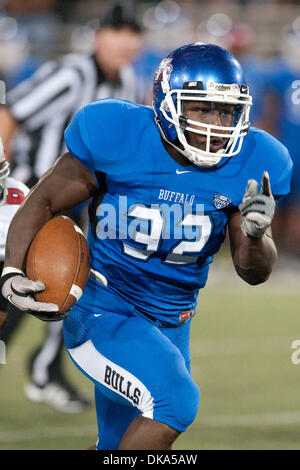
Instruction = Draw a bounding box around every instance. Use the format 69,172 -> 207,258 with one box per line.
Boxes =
228,212 -> 277,285
4,151 -> 97,271
0,152 -> 97,317
228,172 -> 277,285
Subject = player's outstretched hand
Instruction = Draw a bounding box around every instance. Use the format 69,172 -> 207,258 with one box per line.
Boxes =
0,269 -> 66,321
239,171 -> 275,239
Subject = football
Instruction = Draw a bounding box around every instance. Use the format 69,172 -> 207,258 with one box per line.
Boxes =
26,215 -> 90,315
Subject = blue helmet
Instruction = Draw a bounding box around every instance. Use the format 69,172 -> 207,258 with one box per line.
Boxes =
153,43 -> 252,167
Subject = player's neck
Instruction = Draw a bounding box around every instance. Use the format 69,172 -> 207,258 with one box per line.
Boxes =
162,139 -> 191,167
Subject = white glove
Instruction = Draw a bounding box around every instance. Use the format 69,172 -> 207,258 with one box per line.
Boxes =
239,172 -> 275,239
0,268 -> 64,322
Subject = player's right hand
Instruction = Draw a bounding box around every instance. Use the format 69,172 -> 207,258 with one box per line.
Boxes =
0,268 -> 60,320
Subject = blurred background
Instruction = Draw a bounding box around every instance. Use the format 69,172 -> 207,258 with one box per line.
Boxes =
0,0 -> 300,450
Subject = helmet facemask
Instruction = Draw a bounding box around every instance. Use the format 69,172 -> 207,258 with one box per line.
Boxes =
159,81 -> 252,167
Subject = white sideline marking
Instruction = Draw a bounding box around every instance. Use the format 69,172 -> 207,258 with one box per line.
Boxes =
198,411 -> 300,428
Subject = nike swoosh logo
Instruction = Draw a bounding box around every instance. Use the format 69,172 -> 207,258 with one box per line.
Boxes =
94,314 -> 102,317
176,169 -> 192,175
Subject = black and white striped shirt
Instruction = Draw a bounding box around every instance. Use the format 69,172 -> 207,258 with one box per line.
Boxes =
7,53 -> 138,187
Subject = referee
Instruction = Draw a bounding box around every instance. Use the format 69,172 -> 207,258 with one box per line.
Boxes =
0,2 -> 143,413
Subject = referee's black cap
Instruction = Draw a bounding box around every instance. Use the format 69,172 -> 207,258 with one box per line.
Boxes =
98,1 -> 143,33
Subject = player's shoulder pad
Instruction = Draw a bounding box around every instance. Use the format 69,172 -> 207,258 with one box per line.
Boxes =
76,99 -> 156,174
247,127 -> 293,198
249,127 -> 289,161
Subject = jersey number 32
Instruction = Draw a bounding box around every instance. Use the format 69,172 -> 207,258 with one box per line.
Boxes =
122,204 -> 212,265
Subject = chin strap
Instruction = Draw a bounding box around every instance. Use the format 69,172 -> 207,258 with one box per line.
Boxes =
155,117 -> 188,159
155,116 -> 222,168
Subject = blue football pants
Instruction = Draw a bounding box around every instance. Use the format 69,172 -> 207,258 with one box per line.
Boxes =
63,286 -> 200,450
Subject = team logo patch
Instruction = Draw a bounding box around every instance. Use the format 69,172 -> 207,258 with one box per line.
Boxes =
213,194 -> 232,209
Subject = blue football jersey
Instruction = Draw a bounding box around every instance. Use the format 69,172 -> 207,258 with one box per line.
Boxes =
64,99 -> 292,325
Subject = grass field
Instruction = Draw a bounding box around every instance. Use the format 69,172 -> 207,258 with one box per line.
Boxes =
0,258 -> 300,450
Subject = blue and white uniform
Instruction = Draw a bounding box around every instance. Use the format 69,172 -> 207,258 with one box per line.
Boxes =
63,98 -> 292,449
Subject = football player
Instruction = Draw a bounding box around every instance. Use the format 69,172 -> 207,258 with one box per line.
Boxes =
0,137 -> 29,329
0,43 -> 292,450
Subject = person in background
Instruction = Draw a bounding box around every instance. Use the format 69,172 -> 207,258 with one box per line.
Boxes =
259,19 -> 300,260
0,1 -> 143,413
0,136 -> 29,330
